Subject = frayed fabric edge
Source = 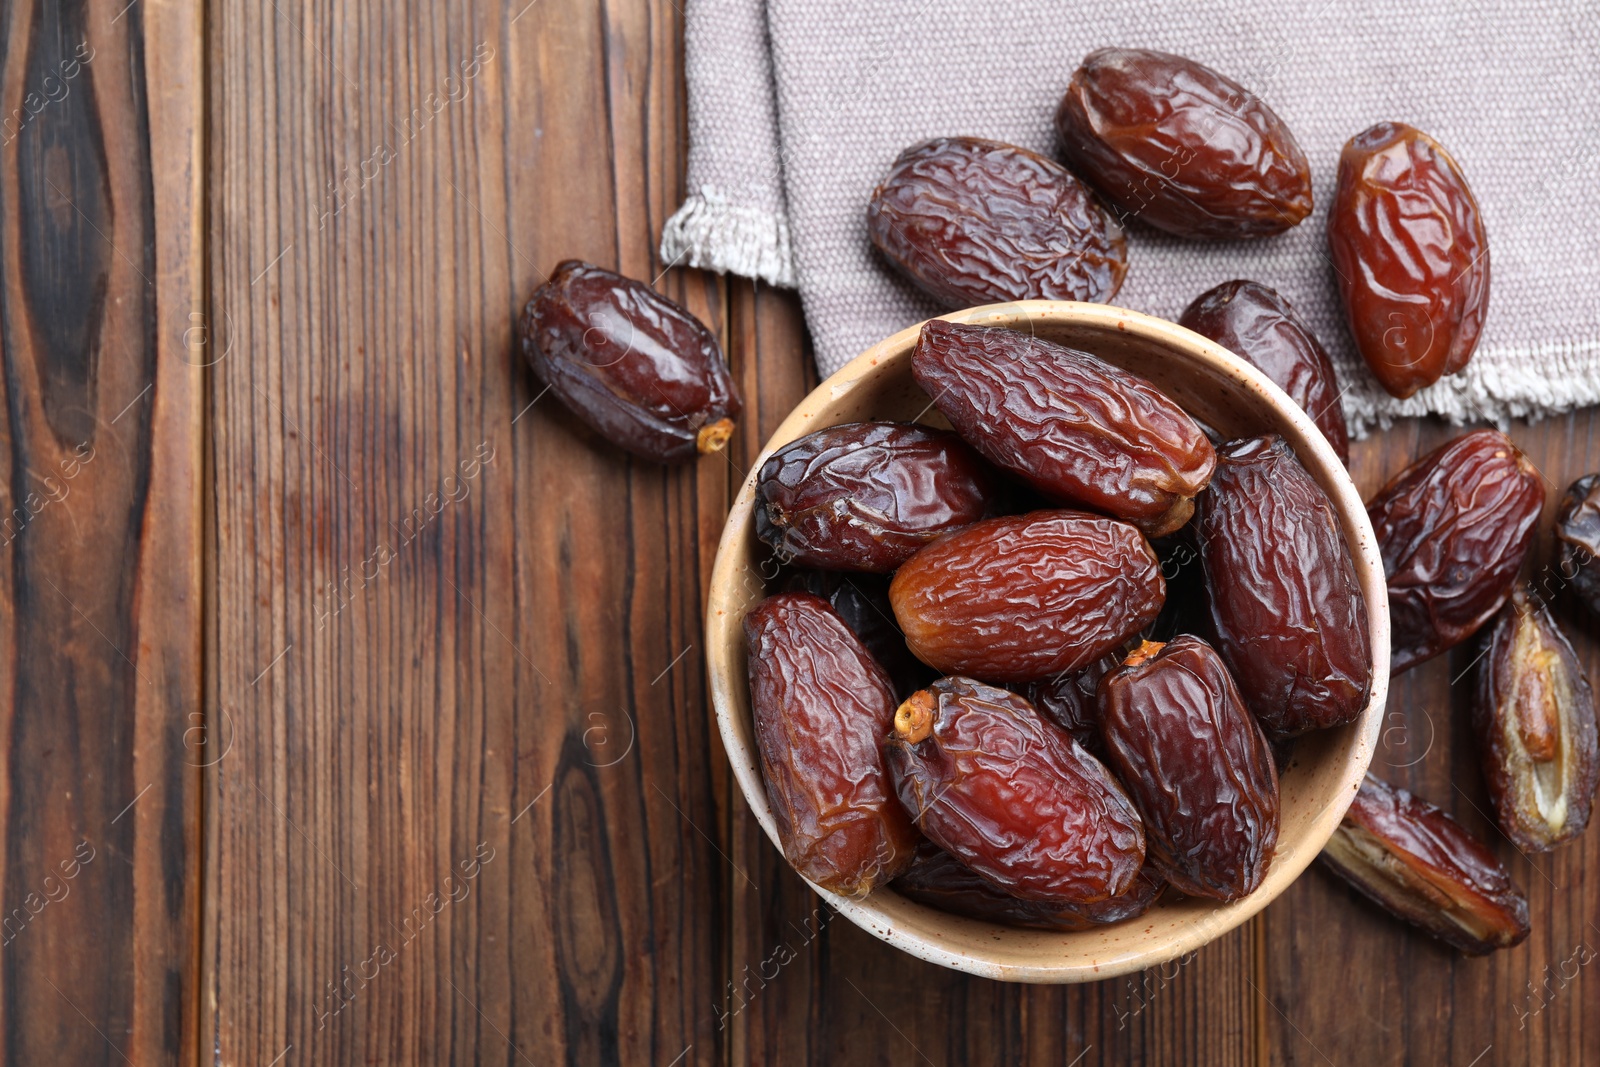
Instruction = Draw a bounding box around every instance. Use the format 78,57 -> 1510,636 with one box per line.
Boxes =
1344,337 -> 1600,437
660,186 -> 798,289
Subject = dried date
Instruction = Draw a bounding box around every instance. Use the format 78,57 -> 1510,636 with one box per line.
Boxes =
1020,651 -> 1121,754
893,840 -> 1164,930
1474,588 -> 1600,852
889,510 -> 1165,683
912,320 -> 1215,536
1327,123 -> 1489,399
1198,435 -> 1371,738
1320,775 -> 1531,955
745,593 -> 919,895
520,260 -> 742,462
1054,48 -> 1313,239
756,422 -> 995,572
779,569 -> 935,699
1098,637 -> 1280,901
1369,429 -> 1544,674
885,676 -> 1145,903
1555,474 -> 1600,616
868,137 -> 1127,308
1178,281 -> 1350,464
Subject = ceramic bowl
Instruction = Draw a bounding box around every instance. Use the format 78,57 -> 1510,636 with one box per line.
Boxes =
705,301 -> 1389,983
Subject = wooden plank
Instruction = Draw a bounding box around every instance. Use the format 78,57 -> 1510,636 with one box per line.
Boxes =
0,0 -> 202,1064
204,0 -> 740,1063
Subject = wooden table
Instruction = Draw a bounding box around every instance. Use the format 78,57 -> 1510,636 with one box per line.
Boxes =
3,1 -> 1596,1063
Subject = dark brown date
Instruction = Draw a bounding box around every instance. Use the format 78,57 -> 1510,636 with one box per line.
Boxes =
893,840 -> 1164,930
1320,775 -> 1531,955
1555,474 -> 1600,615
756,422 -> 995,572
867,137 -> 1127,308
885,676 -> 1144,903
1020,651 -> 1121,754
889,510 -> 1165,683
1474,588 -> 1600,852
1098,637 -> 1280,901
1369,429 -> 1544,674
912,320 -> 1216,536
1055,48 -> 1312,239
1178,281 -> 1350,464
520,260 -> 742,462
1327,123 -> 1489,399
779,569 -> 936,699
744,593 -> 919,895
1198,436 -> 1371,738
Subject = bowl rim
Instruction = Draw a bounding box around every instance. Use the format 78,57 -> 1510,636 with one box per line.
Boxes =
705,299 -> 1390,983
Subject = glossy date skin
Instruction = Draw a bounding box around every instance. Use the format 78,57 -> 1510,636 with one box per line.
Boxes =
1098,637 -> 1280,901
892,840 -> 1164,930
521,260 -> 743,462
868,137 -> 1127,308
1020,651 -> 1121,755
1474,588 -> 1600,852
756,422 -> 995,572
885,677 -> 1145,904
1369,429 -> 1544,674
912,320 -> 1215,536
1055,49 -> 1312,239
1555,475 -> 1600,615
1327,123 -> 1489,399
779,569 -> 935,699
1320,775 -> 1531,956
744,593 -> 919,896
890,510 -> 1165,683
1179,281 -> 1350,464
1198,436 -> 1371,738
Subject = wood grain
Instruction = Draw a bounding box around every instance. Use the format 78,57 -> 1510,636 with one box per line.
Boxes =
0,0 -> 202,1064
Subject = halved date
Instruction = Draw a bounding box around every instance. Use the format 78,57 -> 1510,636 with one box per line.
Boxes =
520,260 -> 742,462
912,320 -> 1215,536
1320,775 -> 1530,955
1178,281 -> 1350,464
885,676 -> 1144,903
1475,588 -> 1600,852
1198,435 -> 1371,738
745,593 -> 919,895
1098,637 -> 1280,901
1369,429 -> 1544,673
756,421 -> 995,572
893,840 -> 1164,930
868,137 -> 1127,308
890,510 -> 1164,683
1327,123 -> 1489,399
1055,48 -> 1313,239
1555,474 -> 1600,616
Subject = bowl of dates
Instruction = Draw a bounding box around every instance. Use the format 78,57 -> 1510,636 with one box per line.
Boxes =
706,301 -> 1390,982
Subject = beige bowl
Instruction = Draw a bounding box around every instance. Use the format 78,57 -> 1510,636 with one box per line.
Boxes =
705,301 -> 1390,983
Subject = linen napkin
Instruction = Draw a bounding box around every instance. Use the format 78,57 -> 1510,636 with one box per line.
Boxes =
662,0 -> 1600,434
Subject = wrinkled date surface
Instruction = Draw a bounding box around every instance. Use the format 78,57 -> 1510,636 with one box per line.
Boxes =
1320,775 -> 1531,955
1020,651 -> 1122,755
1555,474 -> 1600,616
885,677 -> 1145,903
1179,281 -> 1350,464
744,593 -> 919,895
913,320 -> 1216,536
1055,48 -> 1313,239
893,840 -> 1164,930
780,569 -> 935,699
1475,588 -> 1600,852
868,137 -> 1127,308
890,510 -> 1165,683
1369,429 -> 1544,674
1198,436 -> 1371,737
1327,123 -> 1489,399
521,260 -> 743,462
756,422 -> 995,572
1098,637 -> 1280,900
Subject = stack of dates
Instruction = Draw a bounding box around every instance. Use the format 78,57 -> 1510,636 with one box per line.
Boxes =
744,317 -> 1372,933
